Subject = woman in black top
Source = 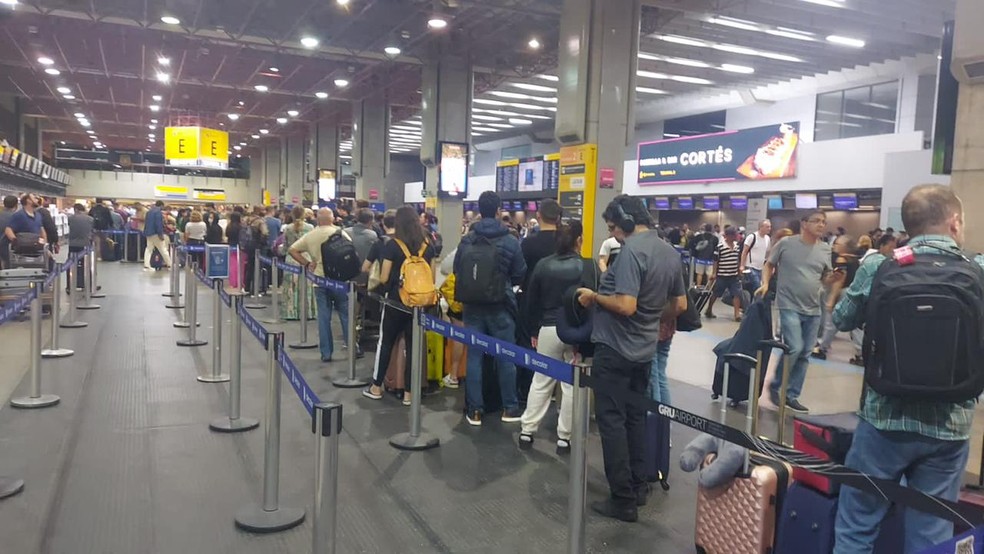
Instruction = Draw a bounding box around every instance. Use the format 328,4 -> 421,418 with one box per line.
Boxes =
518,222 -> 596,453
204,212 -> 224,245
363,206 -> 435,405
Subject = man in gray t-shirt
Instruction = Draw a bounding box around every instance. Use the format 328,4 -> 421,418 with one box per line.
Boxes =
67,207 -> 95,251
757,211 -> 837,413
577,196 -> 686,522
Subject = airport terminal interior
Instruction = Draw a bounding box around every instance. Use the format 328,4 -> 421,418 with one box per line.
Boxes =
2,0 -> 984,552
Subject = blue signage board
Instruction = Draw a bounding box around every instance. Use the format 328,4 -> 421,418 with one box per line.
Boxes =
677,197 -> 694,210
205,244 -> 230,279
702,196 -> 720,211
833,193 -> 858,210
637,123 -> 801,186
650,197 -> 670,210
730,196 -> 748,210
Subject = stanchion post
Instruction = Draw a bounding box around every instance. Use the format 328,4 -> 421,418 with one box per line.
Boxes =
173,256 -> 198,328
165,244 -> 184,307
89,241 -> 105,299
332,282 -> 368,388
312,402 -> 342,554
210,296 -> 259,433
177,260 -> 207,347
260,258 -> 281,324
389,307 -> 440,451
163,242 -> 177,296
76,249 -> 100,311
121,230 -> 131,265
567,364 -> 590,554
289,269 -> 318,349
199,279 -> 230,383
235,332 -> 306,533
42,266 -> 73,358
60,260 -> 87,329
244,250 -> 265,309
11,282 -> 61,409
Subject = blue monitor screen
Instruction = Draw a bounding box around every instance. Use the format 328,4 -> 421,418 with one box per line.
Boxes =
702,197 -> 720,210
833,194 -> 858,210
677,197 -> 694,210
730,196 -> 748,210
767,196 -> 784,210
652,197 -> 670,210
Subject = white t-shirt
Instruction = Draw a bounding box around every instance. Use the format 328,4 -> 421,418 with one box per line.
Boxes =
599,237 -> 621,258
743,232 -> 771,270
185,221 -> 207,241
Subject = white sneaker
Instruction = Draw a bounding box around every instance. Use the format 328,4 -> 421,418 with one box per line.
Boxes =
442,374 -> 459,389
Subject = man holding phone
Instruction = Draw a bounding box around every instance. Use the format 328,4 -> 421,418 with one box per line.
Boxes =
755,210 -> 842,413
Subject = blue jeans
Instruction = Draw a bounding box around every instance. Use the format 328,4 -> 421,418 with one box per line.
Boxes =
463,307 -> 519,413
314,286 -> 349,360
835,419 -> 970,553
746,268 -> 762,291
648,338 -> 672,404
770,309 -> 821,401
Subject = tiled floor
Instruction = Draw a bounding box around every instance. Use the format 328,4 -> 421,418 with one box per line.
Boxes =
0,261 -> 980,553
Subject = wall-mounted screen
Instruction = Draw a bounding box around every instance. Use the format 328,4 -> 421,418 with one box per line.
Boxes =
439,142 -> 468,198
318,169 -> 336,203
833,193 -> 859,210
651,197 -> 670,210
767,196 -> 784,210
702,196 -> 720,211
677,197 -> 694,210
518,157 -> 545,192
795,193 -> 818,209
730,196 -> 748,210
526,201 -> 538,212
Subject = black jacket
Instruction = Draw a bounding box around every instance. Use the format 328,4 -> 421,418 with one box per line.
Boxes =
527,253 -> 598,336
38,208 -> 59,244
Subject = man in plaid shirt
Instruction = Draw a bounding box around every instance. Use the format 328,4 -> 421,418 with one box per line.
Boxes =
832,184 -> 982,553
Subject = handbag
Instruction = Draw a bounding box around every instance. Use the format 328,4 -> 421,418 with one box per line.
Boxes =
13,232 -> 43,255
676,287 -> 703,332
556,259 -> 600,346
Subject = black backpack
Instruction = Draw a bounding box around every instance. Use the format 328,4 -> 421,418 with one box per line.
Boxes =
863,248 -> 984,402
690,233 -> 717,260
320,230 -> 361,282
455,234 -> 507,305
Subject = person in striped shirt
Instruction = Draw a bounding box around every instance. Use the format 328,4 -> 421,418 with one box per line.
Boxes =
705,227 -> 743,322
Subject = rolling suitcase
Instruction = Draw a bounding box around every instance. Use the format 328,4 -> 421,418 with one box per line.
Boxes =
695,350 -> 791,554
644,411 -> 671,491
481,355 -> 503,414
792,412 -> 858,495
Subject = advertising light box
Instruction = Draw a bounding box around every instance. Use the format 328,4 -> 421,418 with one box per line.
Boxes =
439,142 -> 468,198
637,123 -> 800,186
165,126 -> 229,169
833,193 -> 859,210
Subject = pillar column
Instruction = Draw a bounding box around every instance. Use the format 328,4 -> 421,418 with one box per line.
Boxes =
283,134 -> 305,206
262,142 -> 280,205
352,94 -> 388,200
555,0 -> 640,255
309,122 -> 339,205
951,0 -> 984,252
420,56 -> 472,258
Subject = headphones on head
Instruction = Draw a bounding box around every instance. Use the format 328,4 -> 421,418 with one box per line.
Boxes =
614,201 -> 636,234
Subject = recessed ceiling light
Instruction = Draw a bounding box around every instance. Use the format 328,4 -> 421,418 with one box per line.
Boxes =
150,118 -> 158,123
315,91 -> 328,99
337,0 -> 350,5
152,94 -> 163,101
149,104 -> 160,112
287,110 -> 299,117
826,35 -> 865,48
44,68 -> 60,76
227,113 -> 240,121
300,36 -> 319,48
149,124 -> 156,129
801,0 -> 846,7
73,112 -> 85,118
160,16 -> 180,25
236,154 -> 242,158
238,100 -> 244,106
637,70 -> 669,80
334,78 -> 349,88
63,94 -> 75,100
276,117 -> 288,124
268,66 -> 279,73
528,38 -> 541,50
148,133 -> 155,138
259,129 -> 269,134
37,56 -> 54,65
712,44 -> 760,56
384,46 -> 402,56
254,84 -> 269,92
156,72 -> 170,83
86,130 -> 94,134
79,120 -> 91,127
233,145 -> 242,150
721,64 -> 755,74
427,16 -> 448,29
239,142 -> 247,146
149,138 -> 156,142
56,86 -> 71,94
251,134 -> 260,139
157,56 -> 170,66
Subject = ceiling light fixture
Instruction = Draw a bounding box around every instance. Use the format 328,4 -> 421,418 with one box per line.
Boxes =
37,56 -> 54,65
158,56 -> 170,66
73,112 -> 85,118
757,51 -> 803,62
148,133 -> 155,138
637,70 -> 669,80
227,113 -> 240,121
671,75 -> 714,85
384,46 -> 402,56
337,0 -> 350,5
268,66 -> 279,73
765,27 -> 815,41
149,104 -> 160,112
508,118 -> 533,126
56,86 -> 71,94
44,68 -> 60,76
656,35 -> 707,48
636,87 -> 668,95
276,117 -> 288,124
508,82 -> 557,93
156,72 -> 170,83
720,63 -> 755,74
315,91 -> 328,99
86,130 -> 94,134
300,36 -> 319,48
712,44 -> 760,56
151,119 -> 158,123
528,38 -> 541,50
664,57 -> 711,68
149,124 -> 156,129
287,110 -> 299,117
259,129 -> 269,134
149,138 -> 156,142
535,74 -> 559,82
152,94 -> 163,101
800,0 -> 846,7
63,94 -> 75,100
707,16 -> 760,31
334,78 -> 349,88
238,100 -> 245,106
160,15 -> 180,25
1,0 -> 19,6
428,16 -> 448,29
239,142 -> 247,146
254,84 -> 269,92
826,34 -> 866,48
251,134 -> 260,139
79,119 -> 91,127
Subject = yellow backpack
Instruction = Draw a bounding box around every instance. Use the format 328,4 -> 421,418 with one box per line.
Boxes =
395,239 -> 438,307
439,273 -> 464,315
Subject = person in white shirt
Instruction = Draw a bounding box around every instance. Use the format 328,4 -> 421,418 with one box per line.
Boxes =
740,219 -> 772,291
183,210 -> 208,267
598,232 -> 621,272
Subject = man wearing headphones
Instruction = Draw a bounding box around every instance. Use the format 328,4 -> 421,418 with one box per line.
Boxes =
577,195 -> 687,522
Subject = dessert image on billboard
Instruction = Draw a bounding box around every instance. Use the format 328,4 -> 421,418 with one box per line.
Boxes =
737,123 -> 799,180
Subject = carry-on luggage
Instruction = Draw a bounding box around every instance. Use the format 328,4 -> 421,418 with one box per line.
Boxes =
694,350 -> 791,554
384,336 -> 407,392
426,330 -> 444,385
149,249 -> 165,270
691,285 -> 712,314
644,411 -> 671,491
792,412 -> 858,495
482,355 -> 503,414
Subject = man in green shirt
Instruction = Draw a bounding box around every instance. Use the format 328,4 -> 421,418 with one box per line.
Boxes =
832,184 -> 980,553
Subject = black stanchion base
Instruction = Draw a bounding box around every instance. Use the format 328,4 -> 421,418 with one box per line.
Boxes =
332,376 -> 370,389
244,303 -> 266,310
176,339 -> 208,347
234,505 -> 306,534
10,394 -> 61,409
59,321 -> 88,329
172,321 -> 201,328
0,477 -> 24,500
389,432 -> 440,451
288,342 -> 319,350
76,304 -> 101,311
164,302 -> 184,309
90,292 -> 106,299
197,373 -> 230,383
41,348 -> 74,358
209,416 -> 260,433
259,317 -> 281,325
162,292 -> 176,297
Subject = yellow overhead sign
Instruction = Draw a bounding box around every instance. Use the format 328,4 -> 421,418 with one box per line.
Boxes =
558,144 -> 598,258
165,127 -> 229,169
154,185 -> 189,199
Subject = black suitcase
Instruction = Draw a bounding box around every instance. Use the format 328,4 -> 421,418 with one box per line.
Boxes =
482,355 -> 503,414
643,411 -> 671,490
126,233 -> 142,262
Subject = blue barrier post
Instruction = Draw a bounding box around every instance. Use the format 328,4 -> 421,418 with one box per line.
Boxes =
199,279 -> 230,383
209,296 -> 259,433
11,282 -> 61,409
313,402 -> 342,553
389,307 -> 440,451
568,364 -> 590,554
42,262 -> 73,358
235,332 -> 306,533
